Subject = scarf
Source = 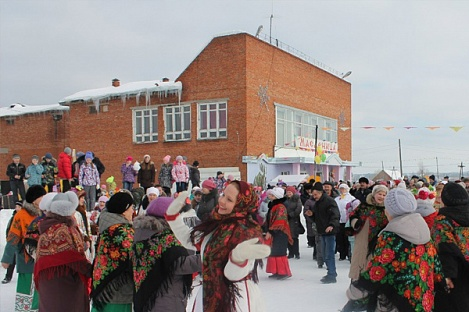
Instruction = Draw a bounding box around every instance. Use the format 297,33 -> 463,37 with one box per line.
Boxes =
91,222 -> 134,310
357,231 -> 443,312
6,202 -> 42,263
349,194 -> 388,254
34,214 -> 91,290
131,228 -> 192,312
24,212 -> 46,261
191,181 -> 263,312
267,197 -> 293,245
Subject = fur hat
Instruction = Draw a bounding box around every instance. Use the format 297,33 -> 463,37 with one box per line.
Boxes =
372,185 -> 388,197
146,187 -> 160,197
146,197 -> 174,218
358,177 -> 369,184
25,185 -> 47,204
415,187 -> 436,217
49,191 -> 79,217
98,196 -> 109,203
269,187 -> 285,199
384,188 -> 417,218
45,153 -> 53,159
202,179 -> 216,191
39,192 -> 58,212
312,182 -> 324,192
441,182 -> 469,206
85,151 -> 94,160
303,183 -> 313,191
107,192 -> 134,214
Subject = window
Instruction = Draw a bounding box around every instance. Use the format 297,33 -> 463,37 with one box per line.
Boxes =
164,104 -> 191,141
133,108 -> 158,143
89,105 -> 98,114
275,104 -> 337,146
198,102 -> 227,139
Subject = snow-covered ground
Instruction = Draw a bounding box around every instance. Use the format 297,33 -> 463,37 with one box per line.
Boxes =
0,208 -> 350,311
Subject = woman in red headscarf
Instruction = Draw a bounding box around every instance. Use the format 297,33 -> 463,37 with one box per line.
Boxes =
165,181 -> 271,312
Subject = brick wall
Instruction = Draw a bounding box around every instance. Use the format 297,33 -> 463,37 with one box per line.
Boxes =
1,32 -> 351,186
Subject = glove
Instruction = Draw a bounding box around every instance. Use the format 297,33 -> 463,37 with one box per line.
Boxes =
166,191 -> 189,216
231,238 -> 271,264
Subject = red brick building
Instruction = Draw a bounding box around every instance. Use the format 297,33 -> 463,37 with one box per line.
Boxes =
1,32 -> 355,188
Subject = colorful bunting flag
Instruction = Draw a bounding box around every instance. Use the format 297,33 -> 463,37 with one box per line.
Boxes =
384,127 -> 394,131
425,126 -> 440,130
450,126 -> 463,132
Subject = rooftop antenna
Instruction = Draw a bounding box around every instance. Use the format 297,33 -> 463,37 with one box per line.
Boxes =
255,25 -> 263,38
269,14 -> 273,44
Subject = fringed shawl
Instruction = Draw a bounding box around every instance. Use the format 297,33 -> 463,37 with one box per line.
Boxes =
34,214 -> 91,290
131,228 -> 192,312
190,181 -> 263,312
91,222 -> 134,311
267,197 -> 293,245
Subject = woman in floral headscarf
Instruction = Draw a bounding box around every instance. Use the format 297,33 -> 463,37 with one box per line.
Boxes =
165,181 -> 271,312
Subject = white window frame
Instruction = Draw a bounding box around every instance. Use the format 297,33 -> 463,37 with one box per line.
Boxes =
197,101 -> 228,140
275,104 -> 337,146
164,104 -> 191,141
132,107 -> 158,143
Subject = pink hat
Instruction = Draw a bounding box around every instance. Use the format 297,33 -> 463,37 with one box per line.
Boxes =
146,197 -> 174,218
126,156 -> 133,161
98,196 -> 109,203
163,155 -> 171,163
286,186 -> 296,194
202,179 -> 217,191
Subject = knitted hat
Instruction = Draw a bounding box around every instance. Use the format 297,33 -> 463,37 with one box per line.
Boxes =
64,147 -> 72,154
25,185 -> 47,204
85,151 -> 93,160
372,185 -> 388,197
49,191 -> 79,217
12,154 -> 20,159
441,182 -> 469,206
146,187 -> 160,197
384,188 -> 417,218
98,196 -> 109,203
415,187 -> 436,217
176,155 -> 183,161
107,192 -> 134,214
227,174 -> 234,181
126,156 -> 133,161
15,201 -> 23,208
146,197 -> 174,218
312,182 -> 324,192
45,153 -> 53,159
286,186 -> 296,194
163,155 -> 171,163
202,179 -> 216,191
39,192 -> 58,212
32,155 -> 39,161
76,151 -> 85,159
269,187 -> 285,199
192,187 -> 202,195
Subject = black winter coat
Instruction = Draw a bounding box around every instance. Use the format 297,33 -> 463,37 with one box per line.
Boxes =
284,194 -> 303,238
137,161 -> 156,188
196,189 -> 219,222
312,193 -> 340,235
6,162 -> 26,180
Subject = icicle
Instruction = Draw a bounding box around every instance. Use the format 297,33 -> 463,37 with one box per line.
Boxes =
121,94 -> 127,107
93,98 -> 100,113
136,92 -> 141,106
145,89 -> 151,106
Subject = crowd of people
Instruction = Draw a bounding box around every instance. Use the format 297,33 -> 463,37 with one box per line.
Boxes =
1,149 -> 469,312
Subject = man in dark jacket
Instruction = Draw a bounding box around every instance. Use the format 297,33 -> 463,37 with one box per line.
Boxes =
6,154 -> 26,206
189,161 -> 201,188
350,177 -> 372,203
311,182 -> 340,284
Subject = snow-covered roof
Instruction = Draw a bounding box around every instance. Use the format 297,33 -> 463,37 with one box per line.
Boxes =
59,80 -> 182,106
0,103 -> 69,118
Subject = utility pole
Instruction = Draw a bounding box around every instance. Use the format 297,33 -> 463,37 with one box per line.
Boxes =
436,157 -> 440,181
381,161 -> 384,170
313,124 -> 319,178
398,139 -> 403,178
458,162 -> 465,179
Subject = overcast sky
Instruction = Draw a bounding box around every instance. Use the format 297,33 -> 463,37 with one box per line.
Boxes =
1,0 -> 468,178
